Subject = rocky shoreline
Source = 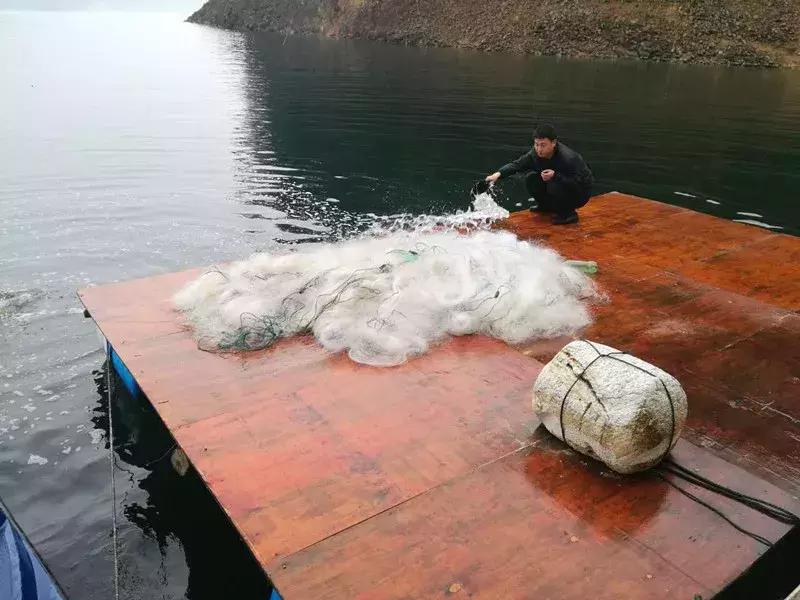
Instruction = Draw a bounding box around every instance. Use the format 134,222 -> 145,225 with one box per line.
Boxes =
188,0 -> 800,68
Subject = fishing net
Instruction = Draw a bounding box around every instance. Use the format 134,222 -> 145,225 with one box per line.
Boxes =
174,194 -> 598,366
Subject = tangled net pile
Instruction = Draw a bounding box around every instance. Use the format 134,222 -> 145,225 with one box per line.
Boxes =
174,195 -> 598,366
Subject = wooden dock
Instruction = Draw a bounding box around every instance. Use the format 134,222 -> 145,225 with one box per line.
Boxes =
79,193 -> 800,599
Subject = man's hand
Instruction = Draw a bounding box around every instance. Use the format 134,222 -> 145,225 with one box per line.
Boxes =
541,169 -> 555,182
485,172 -> 501,183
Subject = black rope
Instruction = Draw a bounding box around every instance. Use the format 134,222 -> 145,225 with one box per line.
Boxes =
660,459 -> 800,527
657,473 -> 775,547
142,443 -> 178,469
557,340 -> 677,464
557,340 -> 800,548
558,351 -> 610,446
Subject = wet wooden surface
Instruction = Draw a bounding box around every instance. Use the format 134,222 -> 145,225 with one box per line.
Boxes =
273,438 -> 791,600
79,193 -> 800,599
499,192 -> 800,495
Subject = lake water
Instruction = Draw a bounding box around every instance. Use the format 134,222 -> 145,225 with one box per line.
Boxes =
1,9 -> 799,599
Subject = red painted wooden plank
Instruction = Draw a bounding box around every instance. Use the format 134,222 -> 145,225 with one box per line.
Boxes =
270,437 -> 794,599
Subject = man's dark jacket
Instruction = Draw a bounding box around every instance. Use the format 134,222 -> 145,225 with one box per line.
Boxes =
499,142 -> 593,196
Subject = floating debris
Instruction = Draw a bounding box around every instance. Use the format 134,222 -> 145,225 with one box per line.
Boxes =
27,454 -> 48,466
674,192 -> 697,198
736,211 -> 763,218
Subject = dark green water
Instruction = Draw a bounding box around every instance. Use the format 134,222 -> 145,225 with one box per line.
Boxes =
240,31 -> 800,233
1,10 -> 798,600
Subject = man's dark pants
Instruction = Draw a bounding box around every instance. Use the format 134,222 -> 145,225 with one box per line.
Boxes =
525,172 -> 590,217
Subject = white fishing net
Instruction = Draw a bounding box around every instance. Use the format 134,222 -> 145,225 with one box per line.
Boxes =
174,194 -> 597,366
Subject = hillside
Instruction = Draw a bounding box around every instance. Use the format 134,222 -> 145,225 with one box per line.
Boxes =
188,0 -> 800,67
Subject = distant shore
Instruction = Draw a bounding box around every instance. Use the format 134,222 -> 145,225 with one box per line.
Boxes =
188,0 -> 800,69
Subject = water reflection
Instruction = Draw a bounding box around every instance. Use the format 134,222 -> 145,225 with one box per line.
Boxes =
525,430 -> 667,538
228,33 -> 800,236
2,10 -> 799,600
94,365 -> 272,599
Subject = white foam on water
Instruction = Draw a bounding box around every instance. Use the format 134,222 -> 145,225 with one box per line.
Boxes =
732,219 -> 783,230
736,211 -> 763,218
705,199 -> 721,205
356,192 -> 510,235
674,191 -> 697,198
27,454 -> 48,466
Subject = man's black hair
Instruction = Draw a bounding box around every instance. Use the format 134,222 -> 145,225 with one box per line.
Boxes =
533,123 -> 557,141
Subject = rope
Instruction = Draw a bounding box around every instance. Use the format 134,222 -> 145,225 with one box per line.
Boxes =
106,356 -> 121,600
656,473 -> 775,547
658,458 -> 800,539
143,443 -> 178,469
557,340 -> 677,465
555,340 -> 800,547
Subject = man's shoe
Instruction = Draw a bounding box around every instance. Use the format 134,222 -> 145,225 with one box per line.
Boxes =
528,198 -> 548,213
552,211 -> 579,225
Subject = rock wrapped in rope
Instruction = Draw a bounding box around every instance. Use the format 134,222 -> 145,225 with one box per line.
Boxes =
532,340 -> 688,474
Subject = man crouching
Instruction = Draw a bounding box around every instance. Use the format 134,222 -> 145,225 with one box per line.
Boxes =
485,123 -> 593,225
